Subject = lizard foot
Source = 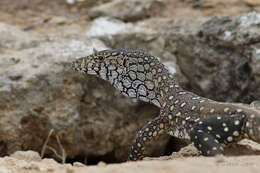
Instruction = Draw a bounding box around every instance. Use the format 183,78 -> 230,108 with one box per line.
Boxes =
128,116 -> 169,161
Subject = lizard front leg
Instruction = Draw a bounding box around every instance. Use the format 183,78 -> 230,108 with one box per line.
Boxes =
189,114 -> 246,156
128,116 -> 170,161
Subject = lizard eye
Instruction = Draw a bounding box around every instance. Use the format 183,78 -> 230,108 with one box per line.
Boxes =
98,56 -> 104,61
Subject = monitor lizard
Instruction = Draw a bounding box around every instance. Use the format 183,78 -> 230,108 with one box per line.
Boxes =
72,48 -> 260,161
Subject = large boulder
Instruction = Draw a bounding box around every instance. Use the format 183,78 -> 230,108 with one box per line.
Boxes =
0,23 -> 171,162
170,12 -> 260,103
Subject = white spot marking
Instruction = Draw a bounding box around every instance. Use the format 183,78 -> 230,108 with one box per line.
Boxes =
224,108 -> 230,112
180,103 -> 186,107
233,131 -> 239,136
227,136 -> 233,142
236,109 -> 243,113
234,120 -> 240,125
224,127 -> 229,132
176,112 -> 181,116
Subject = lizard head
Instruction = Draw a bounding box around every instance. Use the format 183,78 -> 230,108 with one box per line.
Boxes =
72,48 -> 128,80
72,48 -> 162,107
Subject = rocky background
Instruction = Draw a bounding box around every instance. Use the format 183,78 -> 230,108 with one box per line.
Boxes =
1,0 -> 260,172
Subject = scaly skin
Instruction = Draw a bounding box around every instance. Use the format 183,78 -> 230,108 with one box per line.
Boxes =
72,48 -> 260,161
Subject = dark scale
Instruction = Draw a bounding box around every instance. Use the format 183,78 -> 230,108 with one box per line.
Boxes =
72,48 -> 260,161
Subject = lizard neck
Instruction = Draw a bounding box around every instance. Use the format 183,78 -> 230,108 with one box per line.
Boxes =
152,67 -> 184,108
117,56 -> 183,108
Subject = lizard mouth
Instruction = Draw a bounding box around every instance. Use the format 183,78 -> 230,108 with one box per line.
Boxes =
86,69 -> 98,75
72,58 -> 99,75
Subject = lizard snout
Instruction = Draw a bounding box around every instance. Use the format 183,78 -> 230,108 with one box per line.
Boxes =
71,59 -> 82,71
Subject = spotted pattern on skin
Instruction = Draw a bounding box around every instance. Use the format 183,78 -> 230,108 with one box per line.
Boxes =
72,48 -> 260,161
190,114 -> 246,156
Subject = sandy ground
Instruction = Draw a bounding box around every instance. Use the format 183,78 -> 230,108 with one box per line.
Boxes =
1,154 -> 259,173
1,142 -> 260,173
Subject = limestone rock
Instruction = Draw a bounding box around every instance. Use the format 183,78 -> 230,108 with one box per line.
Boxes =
88,0 -> 164,22
0,23 -> 42,52
0,23 -> 168,162
85,17 -> 176,64
170,13 -> 260,103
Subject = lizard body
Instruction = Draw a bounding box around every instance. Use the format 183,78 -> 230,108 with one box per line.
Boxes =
72,48 -> 260,160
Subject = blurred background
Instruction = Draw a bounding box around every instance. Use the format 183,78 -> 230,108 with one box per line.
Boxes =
0,0 -> 260,165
